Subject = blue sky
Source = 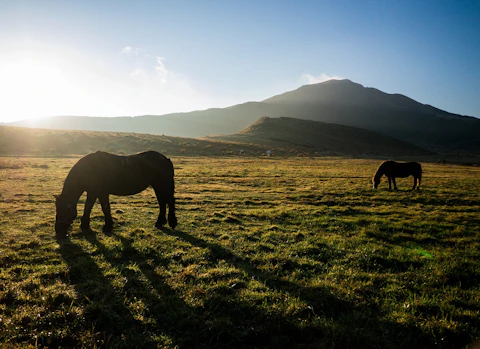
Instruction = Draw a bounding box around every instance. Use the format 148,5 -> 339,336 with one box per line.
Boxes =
0,0 -> 479,122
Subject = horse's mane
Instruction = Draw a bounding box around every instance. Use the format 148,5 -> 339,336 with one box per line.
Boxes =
373,161 -> 392,181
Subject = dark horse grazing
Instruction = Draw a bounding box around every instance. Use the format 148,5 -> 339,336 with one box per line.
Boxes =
372,160 -> 422,190
55,151 -> 177,235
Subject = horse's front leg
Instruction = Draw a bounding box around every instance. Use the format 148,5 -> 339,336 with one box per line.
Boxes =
392,177 -> 398,190
153,187 -> 167,229
412,177 -> 418,191
387,177 -> 392,190
81,193 -> 97,231
98,194 -> 113,233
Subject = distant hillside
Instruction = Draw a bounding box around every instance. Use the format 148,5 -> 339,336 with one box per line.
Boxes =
5,105 -> 270,139
0,126 -> 271,157
0,120 -> 431,158
209,117 -> 431,157
7,79 -> 480,153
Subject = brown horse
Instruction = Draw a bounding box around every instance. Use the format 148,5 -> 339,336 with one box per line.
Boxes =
372,160 -> 422,190
55,151 -> 177,235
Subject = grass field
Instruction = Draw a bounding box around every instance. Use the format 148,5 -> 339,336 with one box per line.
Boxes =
1,156 -> 479,348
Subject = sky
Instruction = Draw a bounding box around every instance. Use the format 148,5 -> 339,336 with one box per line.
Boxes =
0,0 -> 479,122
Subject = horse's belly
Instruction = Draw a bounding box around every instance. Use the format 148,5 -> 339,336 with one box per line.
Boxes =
103,177 -> 151,196
394,174 -> 411,178
111,189 -> 146,196
110,184 -> 150,196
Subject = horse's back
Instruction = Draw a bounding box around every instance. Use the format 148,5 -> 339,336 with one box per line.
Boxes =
129,150 -> 168,161
394,161 -> 421,178
128,151 -> 173,173
84,151 -> 170,169
70,151 -> 173,193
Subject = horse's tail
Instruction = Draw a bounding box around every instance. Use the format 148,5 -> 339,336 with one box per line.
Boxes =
165,157 -> 177,229
417,162 -> 423,175
154,152 -> 175,197
167,158 -> 175,196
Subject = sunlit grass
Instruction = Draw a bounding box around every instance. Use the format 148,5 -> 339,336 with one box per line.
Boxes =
0,156 -> 479,348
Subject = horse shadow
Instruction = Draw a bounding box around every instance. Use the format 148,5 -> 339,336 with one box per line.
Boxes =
160,229 -> 435,348
58,227 -> 198,348
58,227 -> 313,348
56,232 -> 144,347
57,226 -> 446,348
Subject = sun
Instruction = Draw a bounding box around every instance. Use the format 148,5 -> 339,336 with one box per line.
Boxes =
0,59 -> 71,122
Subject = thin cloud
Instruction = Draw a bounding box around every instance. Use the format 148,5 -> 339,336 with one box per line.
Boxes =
120,46 -> 134,54
155,56 -> 169,83
301,73 -> 343,84
117,50 -> 218,114
120,46 -> 146,56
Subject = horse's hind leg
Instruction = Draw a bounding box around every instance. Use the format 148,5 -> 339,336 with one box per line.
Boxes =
153,184 -> 177,230
167,195 -> 177,229
98,194 -> 113,233
81,193 -> 96,231
153,187 -> 167,229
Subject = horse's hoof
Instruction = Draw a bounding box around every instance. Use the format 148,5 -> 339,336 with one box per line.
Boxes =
168,216 -> 177,230
102,225 -> 113,234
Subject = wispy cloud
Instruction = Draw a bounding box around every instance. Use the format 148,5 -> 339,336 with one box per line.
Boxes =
125,55 -> 170,85
120,46 -> 148,57
301,73 -> 343,84
120,46 -> 134,54
116,46 -> 219,115
129,68 -> 145,77
155,56 -> 169,84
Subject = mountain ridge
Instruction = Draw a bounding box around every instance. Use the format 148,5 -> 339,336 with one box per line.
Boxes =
6,79 -> 480,153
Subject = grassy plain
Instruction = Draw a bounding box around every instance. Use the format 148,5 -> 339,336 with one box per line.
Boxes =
0,156 -> 479,348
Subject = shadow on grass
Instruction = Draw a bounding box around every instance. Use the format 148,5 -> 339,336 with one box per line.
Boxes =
58,229 -> 316,348
56,233 -> 145,348
163,229 -> 437,349
56,227 -> 470,349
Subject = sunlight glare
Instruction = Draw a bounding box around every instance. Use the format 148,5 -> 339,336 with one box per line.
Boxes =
0,59 -> 72,121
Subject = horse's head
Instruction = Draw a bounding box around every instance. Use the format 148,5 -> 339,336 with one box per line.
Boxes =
54,195 -> 77,235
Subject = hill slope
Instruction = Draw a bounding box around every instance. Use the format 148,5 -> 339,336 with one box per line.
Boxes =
0,119 -> 430,158
0,126 -> 267,157
261,80 -> 480,152
7,79 -> 480,153
210,117 -> 431,157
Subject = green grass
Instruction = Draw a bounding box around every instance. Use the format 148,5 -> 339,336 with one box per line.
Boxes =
1,156 -> 479,348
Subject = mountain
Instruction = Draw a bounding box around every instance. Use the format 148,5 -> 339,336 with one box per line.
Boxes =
6,104 -> 275,138
209,116 -> 431,157
7,79 -> 480,153
261,80 -> 480,152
